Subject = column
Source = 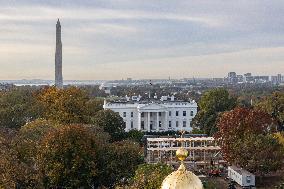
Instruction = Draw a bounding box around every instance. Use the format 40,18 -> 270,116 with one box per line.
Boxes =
156,112 -> 159,131
164,111 -> 168,131
138,112 -> 141,131
147,112 -> 151,132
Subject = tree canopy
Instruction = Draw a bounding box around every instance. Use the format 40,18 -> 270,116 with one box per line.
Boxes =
92,109 -> 126,142
37,125 -> 98,188
257,92 -> 284,130
193,88 -> 236,135
215,107 -> 283,175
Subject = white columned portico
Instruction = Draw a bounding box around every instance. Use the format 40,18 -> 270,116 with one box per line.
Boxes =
138,112 -> 141,130
164,111 -> 168,130
156,112 -> 159,131
147,112 -> 151,132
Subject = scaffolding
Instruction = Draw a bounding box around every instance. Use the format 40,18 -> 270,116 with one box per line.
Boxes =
146,137 -> 226,169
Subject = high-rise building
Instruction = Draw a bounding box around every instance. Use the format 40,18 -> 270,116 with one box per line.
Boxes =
227,72 -> 237,83
55,19 -> 63,88
277,74 -> 282,83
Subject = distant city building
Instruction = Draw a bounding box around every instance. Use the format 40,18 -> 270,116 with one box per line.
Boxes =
103,95 -> 198,132
254,75 -> 269,83
271,74 -> 283,84
227,72 -> 238,83
228,72 -> 237,78
99,83 -> 112,94
236,75 -> 244,83
55,19 -> 63,88
278,74 -> 282,83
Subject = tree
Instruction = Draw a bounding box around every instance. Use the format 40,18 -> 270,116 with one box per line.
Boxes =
85,98 -> 104,116
37,86 -> 91,124
274,132 -> 284,148
92,109 -> 126,142
256,92 -> 284,130
96,140 -> 143,187
234,134 -> 283,174
14,119 -> 58,185
0,88 -> 41,129
127,163 -> 172,189
192,88 -> 236,135
37,125 -> 98,188
124,129 -> 144,143
0,128 -> 19,188
215,107 -> 283,174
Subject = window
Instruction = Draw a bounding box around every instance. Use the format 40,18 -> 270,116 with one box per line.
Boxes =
131,121 -> 133,128
183,121 -> 186,127
190,111 -> 194,116
176,121 -> 179,127
176,111 -> 179,116
183,111 -> 186,116
159,112 -> 162,116
159,121 -> 162,127
131,112 -> 133,117
169,121 -> 172,127
123,112 -> 126,117
141,121 -> 144,130
169,111 -> 172,116
246,176 -> 251,183
150,112 -> 153,116
141,112 -> 144,117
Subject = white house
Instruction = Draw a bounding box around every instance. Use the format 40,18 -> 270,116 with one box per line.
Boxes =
228,166 -> 255,187
103,95 -> 198,132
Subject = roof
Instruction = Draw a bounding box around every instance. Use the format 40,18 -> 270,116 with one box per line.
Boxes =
229,166 -> 254,176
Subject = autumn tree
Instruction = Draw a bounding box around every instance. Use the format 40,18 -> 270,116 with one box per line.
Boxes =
37,125 -> 99,188
0,128 -> 19,188
192,88 -> 236,135
92,109 -> 126,142
37,86 -> 91,124
215,107 -> 283,174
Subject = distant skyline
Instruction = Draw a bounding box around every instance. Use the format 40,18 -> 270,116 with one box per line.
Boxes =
0,1 -> 284,80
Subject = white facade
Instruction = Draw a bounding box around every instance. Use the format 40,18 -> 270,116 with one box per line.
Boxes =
103,96 -> 198,132
228,166 -> 255,187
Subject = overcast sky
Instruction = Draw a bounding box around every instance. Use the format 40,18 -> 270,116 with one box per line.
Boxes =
0,0 -> 284,80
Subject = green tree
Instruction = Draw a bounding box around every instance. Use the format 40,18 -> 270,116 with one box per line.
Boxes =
96,140 -> 143,187
125,129 -> 144,143
256,92 -> 284,130
192,88 -> 236,135
92,109 -> 126,142
128,163 -> 172,189
37,125 -> 98,188
215,107 -> 283,175
235,134 -> 283,174
0,88 -> 41,129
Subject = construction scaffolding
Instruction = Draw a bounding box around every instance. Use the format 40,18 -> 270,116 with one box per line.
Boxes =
146,137 -> 226,169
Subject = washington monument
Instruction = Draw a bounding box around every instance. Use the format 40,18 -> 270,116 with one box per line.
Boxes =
55,19 -> 63,88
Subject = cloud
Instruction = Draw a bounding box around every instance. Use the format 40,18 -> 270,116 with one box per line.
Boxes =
0,1 -> 283,79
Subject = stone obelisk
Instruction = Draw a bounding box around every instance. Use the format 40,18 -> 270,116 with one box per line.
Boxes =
55,19 -> 63,88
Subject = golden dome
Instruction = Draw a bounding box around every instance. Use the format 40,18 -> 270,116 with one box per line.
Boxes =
176,147 -> 188,161
161,147 -> 203,189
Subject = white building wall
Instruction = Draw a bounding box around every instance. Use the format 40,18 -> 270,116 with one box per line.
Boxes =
103,101 -> 198,132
